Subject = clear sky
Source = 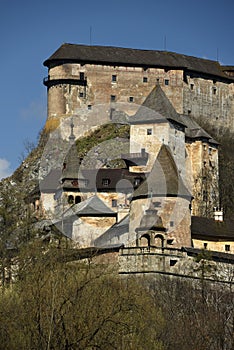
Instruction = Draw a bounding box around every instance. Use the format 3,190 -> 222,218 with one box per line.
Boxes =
0,0 -> 234,179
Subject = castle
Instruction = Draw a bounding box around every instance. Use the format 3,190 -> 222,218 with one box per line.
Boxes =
30,44 -> 234,280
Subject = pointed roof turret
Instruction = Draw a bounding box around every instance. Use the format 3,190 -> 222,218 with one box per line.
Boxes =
132,144 -> 191,200
131,84 -> 186,128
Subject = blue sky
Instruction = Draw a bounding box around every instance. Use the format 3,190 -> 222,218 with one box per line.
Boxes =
0,0 -> 234,179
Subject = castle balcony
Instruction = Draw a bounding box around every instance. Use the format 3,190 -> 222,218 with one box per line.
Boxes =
43,75 -> 87,87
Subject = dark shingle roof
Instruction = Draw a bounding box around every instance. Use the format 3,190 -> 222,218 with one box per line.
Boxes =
63,195 -> 116,218
44,43 -> 233,81
180,115 -> 219,145
191,216 -> 234,240
131,84 -> 186,127
132,145 -> 191,199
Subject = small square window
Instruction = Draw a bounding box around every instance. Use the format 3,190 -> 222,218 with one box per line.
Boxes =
111,95 -> 116,102
112,199 -> 117,207
79,92 -> 84,98
143,77 -> 148,83
112,75 -> 117,82
165,79 -> 169,86
80,72 -> 85,80
225,244 -> 230,252
129,96 -> 134,102
147,128 -> 152,135
88,105 -> 92,110
102,178 -> 110,186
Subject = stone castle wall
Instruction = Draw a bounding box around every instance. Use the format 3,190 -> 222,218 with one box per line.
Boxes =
45,62 -> 234,132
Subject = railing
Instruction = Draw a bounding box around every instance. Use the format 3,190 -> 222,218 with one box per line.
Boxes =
120,246 -> 186,257
43,76 -> 87,87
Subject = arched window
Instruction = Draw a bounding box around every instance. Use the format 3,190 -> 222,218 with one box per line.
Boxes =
68,195 -> 74,204
140,234 -> 150,247
155,234 -> 164,248
75,196 -> 81,204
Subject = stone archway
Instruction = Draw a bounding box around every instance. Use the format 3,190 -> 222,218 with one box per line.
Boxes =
140,234 -> 151,247
154,234 -> 164,248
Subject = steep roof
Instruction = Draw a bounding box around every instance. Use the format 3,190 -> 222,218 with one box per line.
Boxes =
130,84 -> 186,127
43,43 -> 233,81
63,195 -> 116,218
180,115 -> 219,145
132,144 -> 191,200
136,201 -> 166,232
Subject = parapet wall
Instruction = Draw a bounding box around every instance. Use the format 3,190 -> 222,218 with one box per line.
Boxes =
119,247 -> 234,284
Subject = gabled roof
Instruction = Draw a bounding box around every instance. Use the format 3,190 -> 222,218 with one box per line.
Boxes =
130,85 -> 186,128
43,43 -> 233,81
180,115 -> 219,145
132,144 -> 191,200
63,195 -> 116,218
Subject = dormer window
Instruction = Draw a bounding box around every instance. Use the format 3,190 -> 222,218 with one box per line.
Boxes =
134,178 -> 141,186
102,178 -> 110,186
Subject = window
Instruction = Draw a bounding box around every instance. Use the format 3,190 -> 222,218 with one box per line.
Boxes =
213,87 -> 217,95
79,92 -> 84,98
88,105 -> 92,110
112,199 -> 117,207
225,244 -> 230,252
143,77 -> 148,83
102,178 -> 110,186
112,74 -> 117,82
147,128 -> 152,135
134,178 -> 141,186
170,259 -> 177,266
129,96 -> 134,102
165,79 -> 169,86
75,196 -> 81,204
190,83 -> 194,90
80,72 -> 85,80
110,95 -> 116,102
204,243 -> 208,249
68,195 -> 74,204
